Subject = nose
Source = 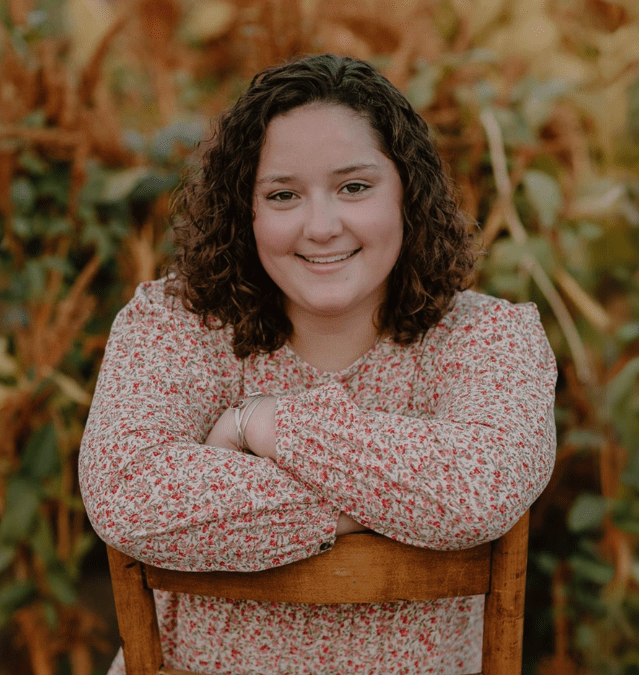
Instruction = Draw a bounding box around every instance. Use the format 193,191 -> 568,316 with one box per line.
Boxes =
302,195 -> 343,242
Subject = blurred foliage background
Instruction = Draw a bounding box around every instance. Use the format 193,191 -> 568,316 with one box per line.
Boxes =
0,0 -> 638,673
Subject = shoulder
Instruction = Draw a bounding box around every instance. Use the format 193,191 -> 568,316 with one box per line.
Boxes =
126,277 -> 190,318
113,278 -> 235,351
437,289 -> 543,336
425,290 -> 555,374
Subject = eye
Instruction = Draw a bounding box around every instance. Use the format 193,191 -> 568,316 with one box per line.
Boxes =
267,191 -> 297,202
341,182 -> 370,195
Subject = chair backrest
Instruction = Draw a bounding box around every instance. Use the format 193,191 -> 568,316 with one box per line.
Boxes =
106,510 -> 529,675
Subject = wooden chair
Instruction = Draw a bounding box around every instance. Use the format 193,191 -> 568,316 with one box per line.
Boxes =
106,510 -> 529,675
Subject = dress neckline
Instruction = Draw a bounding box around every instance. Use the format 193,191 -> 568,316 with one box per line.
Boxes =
281,335 -> 384,380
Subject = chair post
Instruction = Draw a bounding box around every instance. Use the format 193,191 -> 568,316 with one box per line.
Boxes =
481,510 -> 530,675
106,545 -> 164,675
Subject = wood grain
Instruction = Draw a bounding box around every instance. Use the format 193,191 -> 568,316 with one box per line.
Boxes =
106,546 -> 163,675
482,511 -> 530,675
144,533 -> 492,604
107,513 -> 530,675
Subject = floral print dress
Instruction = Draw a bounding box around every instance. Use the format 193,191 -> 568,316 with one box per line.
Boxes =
79,279 -> 557,675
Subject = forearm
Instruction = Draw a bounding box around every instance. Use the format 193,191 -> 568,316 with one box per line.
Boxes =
274,382 -> 555,550
270,301 -> 556,550
207,396 -> 366,536
79,286 -> 341,572
80,419 -> 340,571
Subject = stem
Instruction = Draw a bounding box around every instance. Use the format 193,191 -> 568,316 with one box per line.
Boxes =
480,108 -> 594,385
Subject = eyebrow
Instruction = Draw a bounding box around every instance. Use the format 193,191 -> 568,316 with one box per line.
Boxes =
255,163 -> 380,185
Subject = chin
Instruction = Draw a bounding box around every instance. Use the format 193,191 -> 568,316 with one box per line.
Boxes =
296,297 -> 355,317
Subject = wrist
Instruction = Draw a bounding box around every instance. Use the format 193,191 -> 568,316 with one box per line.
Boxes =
243,396 -> 277,460
336,512 -> 367,535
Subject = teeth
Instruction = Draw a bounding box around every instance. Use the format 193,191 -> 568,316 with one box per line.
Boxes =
303,251 -> 356,264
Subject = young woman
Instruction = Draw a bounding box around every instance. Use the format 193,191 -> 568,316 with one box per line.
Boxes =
79,54 -> 557,674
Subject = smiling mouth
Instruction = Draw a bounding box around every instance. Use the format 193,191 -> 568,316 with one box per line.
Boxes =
296,249 -> 361,264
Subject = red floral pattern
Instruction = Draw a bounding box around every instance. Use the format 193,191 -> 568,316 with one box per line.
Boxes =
79,279 -> 556,675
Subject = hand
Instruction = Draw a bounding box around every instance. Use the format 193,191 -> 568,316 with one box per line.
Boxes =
204,397 -> 277,461
336,512 -> 368,535
204,406 -> 237,451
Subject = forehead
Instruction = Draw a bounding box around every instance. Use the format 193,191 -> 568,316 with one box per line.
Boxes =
257,104 -> 385,172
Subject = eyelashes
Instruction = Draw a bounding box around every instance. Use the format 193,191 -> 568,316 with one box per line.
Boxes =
266,182 -> 372,202
267,191 -> 297,202
341,182 -> 370,195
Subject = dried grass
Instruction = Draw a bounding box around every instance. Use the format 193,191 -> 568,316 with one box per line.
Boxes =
1,0 -> 637,672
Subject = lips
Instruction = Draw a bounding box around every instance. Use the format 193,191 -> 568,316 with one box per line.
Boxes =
296,249 -> 361,264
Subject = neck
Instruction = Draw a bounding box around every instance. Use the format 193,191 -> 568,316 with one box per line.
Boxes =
288,310 -> 380,373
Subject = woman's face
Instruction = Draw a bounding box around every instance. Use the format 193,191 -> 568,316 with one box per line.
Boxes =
252,104 -> 403,328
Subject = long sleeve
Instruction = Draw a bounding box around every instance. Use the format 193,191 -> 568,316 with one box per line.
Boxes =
274,294 -> 556,550
78,281 -> 340,572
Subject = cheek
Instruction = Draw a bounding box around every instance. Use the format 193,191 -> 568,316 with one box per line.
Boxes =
253,210 -> 294,258
368,204 -> 403,251
253,225 -> 292,284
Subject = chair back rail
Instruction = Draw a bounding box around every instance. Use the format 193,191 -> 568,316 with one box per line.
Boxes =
144,533 -> 492,603
106,510 -> 529,675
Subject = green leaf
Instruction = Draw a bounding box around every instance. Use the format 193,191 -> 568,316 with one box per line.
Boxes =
621,446 -> 639,490
577,221 -> 604,241
488,236 -> 556,275
604,357 -> 639,449
606,357 -> 639,415
122,129 -> 147,153
488,239 -> 525,270
486,273 -> 529,297
41,255 -> 74,277
616,322 -> 639,344
24,259 -> 46,298
615,518 -> 639,535
18,150 -> 48,175
0,580 -> 37,625
575,623 -> 598,652
42,601 -> 57,629
38,169 -> 70,206
465,48 -> 498,64
567,494 -> 608,532
473,80 -> 499,107
0,477 -> 41,543
521,78 -> 573,128
129,172 -> 179,202
11,178 -> 36,214
522,96 -> 555,129
82,222 -> 115,260
181,1 -> 236,42
532,551 -> 558,575
45,565 -> 78,605
562,429 -> 606,452
78,161 -> 107,205
151,119 -> 205,161
489,106 -> 535,145
12,216 -> 33,238
44,217 -> 73,238
20,424 -> 59,480
22,110 -> 46,128
569,553 -> 614,585
406,67 -> 441,110
523,170 -> 563,228
0,545 -> 16,574
30,516 -> 57,566
42,600 -> 58,630
98,167 -> 150,203
71,532 -> 95,563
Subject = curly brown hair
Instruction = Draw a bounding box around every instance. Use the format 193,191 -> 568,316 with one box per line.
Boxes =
166,54 -> 477,358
